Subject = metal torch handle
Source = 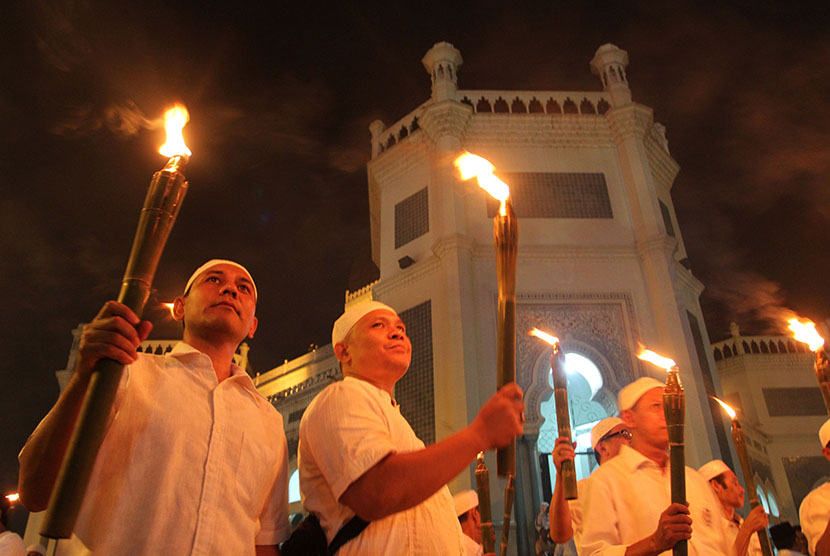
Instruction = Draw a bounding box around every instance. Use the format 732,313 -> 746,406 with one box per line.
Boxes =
495,296 -> 516,477
40,167 -> 187,538
669,438 -> 687,556
499,474 -> 515,556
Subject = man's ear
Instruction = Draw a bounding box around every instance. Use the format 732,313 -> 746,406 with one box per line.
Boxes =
822,446 -> 830,463
246,316 -> 258,339
334,342 -> 349,364
621,408 -> 636,429
173,297 -> 186,322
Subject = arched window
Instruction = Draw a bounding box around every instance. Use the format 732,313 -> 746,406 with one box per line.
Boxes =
289,468 -> 301,503
767,489 -> 779,517
538,352 -> 612,492
756,485 -> 770,514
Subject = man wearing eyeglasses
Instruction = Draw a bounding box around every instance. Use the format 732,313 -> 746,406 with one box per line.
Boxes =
579,377 -> 731,556
548,417 -> 631,547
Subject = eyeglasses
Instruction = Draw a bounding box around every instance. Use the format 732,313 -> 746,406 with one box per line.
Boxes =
600,429 -> 632,443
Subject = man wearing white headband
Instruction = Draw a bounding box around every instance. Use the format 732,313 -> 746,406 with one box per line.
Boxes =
298,301 -> 524,555
549,417 -> 632,547
19,260 -> 289,555
698,459 -> 766,556
580,377 -> 731,556
799,418 -> 830,556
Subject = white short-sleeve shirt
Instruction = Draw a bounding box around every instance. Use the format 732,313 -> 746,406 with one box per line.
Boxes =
298,376 -> 464,556
800,481 -> 830,555
22,343 -> 290,555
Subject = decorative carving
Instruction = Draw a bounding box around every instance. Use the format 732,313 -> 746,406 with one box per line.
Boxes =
515,293 -> 640,431
418,100 -> 473,145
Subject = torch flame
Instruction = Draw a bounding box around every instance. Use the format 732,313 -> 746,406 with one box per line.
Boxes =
5,493 -> 19,503
454,152 -> 511,215
712,396 -> 737,420
529,327 -> 560,346
163,302 -> 175,317
636,346 -> 677,371
159,104 -> 191,158
787,317 -> 825,352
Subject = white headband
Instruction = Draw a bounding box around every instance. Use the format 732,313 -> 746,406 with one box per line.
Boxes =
184,259 -> 257,299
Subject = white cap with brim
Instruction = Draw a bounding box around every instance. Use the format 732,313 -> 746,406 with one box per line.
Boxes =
453,489 -> 479,517
820,418 -> 830,448
698,459 -> 731,482
332,301 -> 397,347
184,259 -> 257,299
590,417 -> 625,450
618,377 -> 665,412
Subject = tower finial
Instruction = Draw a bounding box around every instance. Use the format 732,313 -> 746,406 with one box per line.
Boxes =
590,43 -> 631,107
422,41 -> 463,102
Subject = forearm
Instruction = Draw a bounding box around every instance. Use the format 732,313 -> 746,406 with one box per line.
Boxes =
623,535 -> 662,556
733,529 -> 752,556
255,545 -> 280,556
18,372 -> 91,511
341,425 -> 484,520
816,520 -> 830,556
549,475 -> 574,543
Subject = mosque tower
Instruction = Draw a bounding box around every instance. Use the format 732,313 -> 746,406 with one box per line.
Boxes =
359,41 -> 731,554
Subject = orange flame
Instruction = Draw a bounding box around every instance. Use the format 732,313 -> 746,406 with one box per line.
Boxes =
454,152 -> 510,215
787,317 -> 825,352
159,104 -> 191,157
5,493 -> 19,503
529,327 -> 560,346
636,345 -> 677,371
712,396 -> 737,420
163,302 -> 175,317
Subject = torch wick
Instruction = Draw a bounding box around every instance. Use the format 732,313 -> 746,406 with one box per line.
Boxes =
163,155 -> 190,173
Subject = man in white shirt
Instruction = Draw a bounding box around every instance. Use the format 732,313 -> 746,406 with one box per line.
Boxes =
698,459 -> 766,556
579,377 -> 732,556
298,301 -> 525,555
549,417 -> 631,545
454,490 -> 485,556
19,260 -> 290,555
799,418 -> 830,556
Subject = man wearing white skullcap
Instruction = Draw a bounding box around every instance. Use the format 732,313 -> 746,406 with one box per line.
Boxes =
548,417 -> 631,548
698,459 -> 766,556
19,260 -> 289,555
453,490 -> 486,556
799,418 -> 830,556
299,301 -> 524,555
580,376 -> 731,556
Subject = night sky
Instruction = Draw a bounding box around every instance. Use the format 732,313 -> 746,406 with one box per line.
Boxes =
2,1 -> 828,498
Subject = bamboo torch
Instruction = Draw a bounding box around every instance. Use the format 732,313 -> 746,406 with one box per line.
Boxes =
637,347 -> 687,556
475,452 -> 496,554
787,317 -> 829,414
41,104 -> 192,539
454,152 -> 517,476
530,328 -> 578,500
712,397 -> 774,556
455,152 -> 518,553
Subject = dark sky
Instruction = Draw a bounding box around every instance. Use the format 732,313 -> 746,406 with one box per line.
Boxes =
1,1 -> 828,496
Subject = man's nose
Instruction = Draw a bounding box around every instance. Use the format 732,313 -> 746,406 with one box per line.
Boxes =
221,284 -> 238,298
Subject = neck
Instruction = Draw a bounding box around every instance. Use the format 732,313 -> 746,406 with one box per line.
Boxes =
631,439 -> 669,468
183,332 -> 239,382
720,501 -> 735,521
344,369 -> 395,396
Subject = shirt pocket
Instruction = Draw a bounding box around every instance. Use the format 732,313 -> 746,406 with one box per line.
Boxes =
235,426 -> 278,515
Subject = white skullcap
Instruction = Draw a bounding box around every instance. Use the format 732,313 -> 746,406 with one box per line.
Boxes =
618,377 -> 665,411
698,459 -> 731,482
820,418 -> 830,448
453,489 -> 479,517
332,301 -> 397,347
591,417 -> 625,450
184,259 -> 257,299
26,546 -> 46,556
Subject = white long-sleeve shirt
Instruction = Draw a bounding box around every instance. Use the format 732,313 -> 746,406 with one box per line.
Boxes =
579,445 -> 731,556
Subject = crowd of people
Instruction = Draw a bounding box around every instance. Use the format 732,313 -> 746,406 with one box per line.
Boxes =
10,259 -> 830,556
